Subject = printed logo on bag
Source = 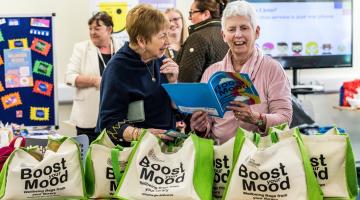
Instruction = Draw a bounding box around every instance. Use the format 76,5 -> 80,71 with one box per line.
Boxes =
106,167 -> 117,193
138,155 -> 185,197
106,158 -> 128,193
139,156 -> 185,185
213,155 -> 231,199
214,155 -> 230,184
310,154 -> 328,184
21,157 -> 68,191
239,162 -> 290,195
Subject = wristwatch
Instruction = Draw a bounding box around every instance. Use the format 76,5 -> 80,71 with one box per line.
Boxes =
255,113 -> 265,127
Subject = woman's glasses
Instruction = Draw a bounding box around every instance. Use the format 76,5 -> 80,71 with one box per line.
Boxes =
169,17 -> 181,23
188,10 -> 202,17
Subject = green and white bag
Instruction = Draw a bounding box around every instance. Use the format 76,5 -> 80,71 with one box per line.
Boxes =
0,137 -> 85,200
271,125 -> 359,199
84,130 -> 133,199
212,130 -> 260,200
114,131 -> 214,200
223,127 -> 323,200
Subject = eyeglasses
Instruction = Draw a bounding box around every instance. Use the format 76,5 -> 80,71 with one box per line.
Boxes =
169,17 -> 181,23
188,10 -> 202,17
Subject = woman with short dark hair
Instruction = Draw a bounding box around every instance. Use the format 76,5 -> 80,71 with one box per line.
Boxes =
65,11 -> 122,142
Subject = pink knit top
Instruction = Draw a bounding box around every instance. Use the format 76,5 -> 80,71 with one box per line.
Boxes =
201,47 -> 292,144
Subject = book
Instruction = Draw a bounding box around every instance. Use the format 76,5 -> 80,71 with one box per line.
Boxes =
162,71 -> 261,117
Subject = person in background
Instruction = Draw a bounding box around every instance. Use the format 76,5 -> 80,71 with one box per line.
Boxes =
177,0 -> 229,83
65,12 -> 123,142
164,8 -> 188,60
164,8 -> 189,133
190,1 -> 292,144
96,4 -> 179,146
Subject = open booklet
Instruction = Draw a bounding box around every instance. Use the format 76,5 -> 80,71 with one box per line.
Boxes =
162,71 -> 261,117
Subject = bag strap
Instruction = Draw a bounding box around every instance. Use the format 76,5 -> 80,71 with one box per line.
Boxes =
84,146 -> 95,197
9,136 -> 25,148
192,134 -> 214,200
232,128 -> 248,164
293,132 -> 323,200
0,149 -> 18,198
222,128 -> 247,200
111,146 -> 123,185
344,136 -> 359,198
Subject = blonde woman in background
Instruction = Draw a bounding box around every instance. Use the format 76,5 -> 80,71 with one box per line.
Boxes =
164,8 -> 189,133
164,8 -> 188,60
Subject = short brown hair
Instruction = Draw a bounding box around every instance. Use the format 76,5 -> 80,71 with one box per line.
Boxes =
126,4 -> 169,45
88,11 -> 114,32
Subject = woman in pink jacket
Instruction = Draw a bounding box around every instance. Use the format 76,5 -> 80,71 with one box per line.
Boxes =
190,1 -> 292,144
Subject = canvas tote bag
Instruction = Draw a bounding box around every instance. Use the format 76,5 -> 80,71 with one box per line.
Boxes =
223,127 -> 323,200
114,131 -> 214,200
0,137 -> 85,199
85,130 -> 133,199
212,130 -> 261,200
271,125 -> 359,199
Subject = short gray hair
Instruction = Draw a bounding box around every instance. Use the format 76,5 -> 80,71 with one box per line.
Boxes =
221,0 -> 258,31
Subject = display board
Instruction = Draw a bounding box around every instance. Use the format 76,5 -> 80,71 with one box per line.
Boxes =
0,14 -> 57,128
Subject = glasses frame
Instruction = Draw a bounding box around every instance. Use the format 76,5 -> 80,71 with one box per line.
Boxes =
169,17 -> 181,23
188,10 -> 202,18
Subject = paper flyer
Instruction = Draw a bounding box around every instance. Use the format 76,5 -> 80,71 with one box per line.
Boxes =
3,48 -> 33,88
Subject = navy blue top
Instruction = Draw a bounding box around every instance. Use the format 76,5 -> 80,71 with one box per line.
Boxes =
96,42 -> 176,145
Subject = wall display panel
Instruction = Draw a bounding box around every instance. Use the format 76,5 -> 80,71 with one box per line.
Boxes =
0,15 -> 57,127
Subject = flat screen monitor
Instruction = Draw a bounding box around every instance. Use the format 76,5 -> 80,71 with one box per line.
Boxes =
248,0 -> 353,70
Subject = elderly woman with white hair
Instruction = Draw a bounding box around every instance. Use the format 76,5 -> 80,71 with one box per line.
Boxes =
190,0 -> 292,144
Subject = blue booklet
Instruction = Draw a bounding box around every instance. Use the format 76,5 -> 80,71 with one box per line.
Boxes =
162,71 -> 261,117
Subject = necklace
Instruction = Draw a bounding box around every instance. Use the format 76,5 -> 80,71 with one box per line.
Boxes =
145,60 -> 156,82
97,38 -> 114,68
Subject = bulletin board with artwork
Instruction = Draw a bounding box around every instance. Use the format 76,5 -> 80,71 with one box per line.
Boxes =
0,14 -> 57,128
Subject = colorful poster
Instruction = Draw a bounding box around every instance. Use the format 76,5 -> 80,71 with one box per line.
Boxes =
33,80 -> 53,97
30,106 -> 49,121
0,30 -> 4,42
30,18 -> 50,28
33,60 -> 53,77
0,82 -> 4,92
30,37 -> 51,56
3,48 -> 33,88
1,92 -> 22,109
8,38 -> 28,49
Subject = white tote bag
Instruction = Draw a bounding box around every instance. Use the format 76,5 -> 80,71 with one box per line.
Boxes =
213,137 -> 235,200
85,130 -> 133,199
212,130 -> 260,200
223,128 -> 323,200
114,131 -> 214,200
272,125 -> 359,199
0,137 -> 85,200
